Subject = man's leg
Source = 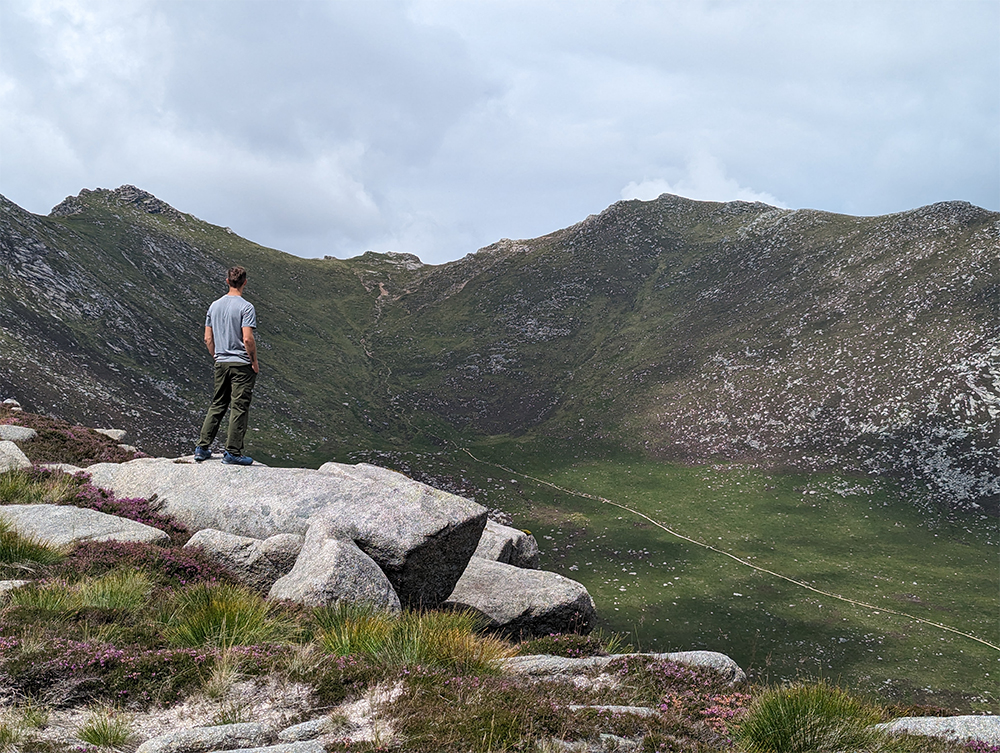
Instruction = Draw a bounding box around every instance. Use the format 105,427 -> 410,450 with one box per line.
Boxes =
225,364 -> 257,456
198,363 -> 233,450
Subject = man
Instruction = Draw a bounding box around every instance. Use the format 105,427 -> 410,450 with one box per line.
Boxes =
194,266 -> 259,465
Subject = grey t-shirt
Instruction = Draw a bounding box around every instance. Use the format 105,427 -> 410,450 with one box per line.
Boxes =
205,294 -> 257,364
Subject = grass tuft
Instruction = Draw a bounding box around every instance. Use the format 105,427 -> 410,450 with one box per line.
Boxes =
734,681 -> 886,753
76,707 -> 133,749
165,582 -> 295,648
315,603 -> 514,674
0,518 -> 64,577
9,569 -> 153,612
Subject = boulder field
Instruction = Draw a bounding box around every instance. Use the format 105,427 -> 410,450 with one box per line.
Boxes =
39,454 -> 598,636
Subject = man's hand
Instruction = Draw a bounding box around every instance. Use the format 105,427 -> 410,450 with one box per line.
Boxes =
204,326 -> 215,357
243,327 -> 259,374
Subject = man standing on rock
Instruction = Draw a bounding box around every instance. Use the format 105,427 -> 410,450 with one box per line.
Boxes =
194,266 -> 259,465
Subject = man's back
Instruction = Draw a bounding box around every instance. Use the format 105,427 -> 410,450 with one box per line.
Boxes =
207,294 -> 256,364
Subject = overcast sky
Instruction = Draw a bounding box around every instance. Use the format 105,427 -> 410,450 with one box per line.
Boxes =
2,1 -> 997,264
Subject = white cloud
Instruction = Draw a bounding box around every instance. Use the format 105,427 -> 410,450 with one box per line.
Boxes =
621,154 -> 787,207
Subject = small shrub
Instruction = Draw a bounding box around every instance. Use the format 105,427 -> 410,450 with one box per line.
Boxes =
49,539 -> 235,587
518,632 -> 611,658
0,518 -> 64,577
76,707 -> 133,748
734,681 -> 885,753
0,407 -> 144,466
3,467 -> 189,544
165,582 -> 295,649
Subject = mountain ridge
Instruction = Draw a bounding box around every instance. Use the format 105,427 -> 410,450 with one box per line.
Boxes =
1,186 -> 997,511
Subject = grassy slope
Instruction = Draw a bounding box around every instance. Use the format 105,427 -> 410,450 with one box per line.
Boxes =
351,439 -> 998,712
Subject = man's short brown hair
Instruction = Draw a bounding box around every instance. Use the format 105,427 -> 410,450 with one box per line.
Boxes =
227,266 -> 247,288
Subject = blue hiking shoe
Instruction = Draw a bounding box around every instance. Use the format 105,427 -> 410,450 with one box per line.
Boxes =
193,446 -> 212,461
222,451 -> 253,466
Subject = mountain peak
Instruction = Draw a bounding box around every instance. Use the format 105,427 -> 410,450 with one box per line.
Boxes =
50,185 -> 184,220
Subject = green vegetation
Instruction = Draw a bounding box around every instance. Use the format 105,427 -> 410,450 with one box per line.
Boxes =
351,439 -> 999,712
0,518 -> 64,577
164,582 -> 296,648
315,603 -> 515,673
0,508 -> 985,751
734,681 -> 885,752
76,707 -> 133,749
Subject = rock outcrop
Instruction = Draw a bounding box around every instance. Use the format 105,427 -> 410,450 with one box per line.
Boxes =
502,651 -> 748,686
875,715 -> 1000,744
0,440 -> 31,472
86,457 -> 488,607
269,534 -> 401,612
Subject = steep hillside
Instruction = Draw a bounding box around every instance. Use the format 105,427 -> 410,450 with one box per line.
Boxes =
1,187 -> 997,509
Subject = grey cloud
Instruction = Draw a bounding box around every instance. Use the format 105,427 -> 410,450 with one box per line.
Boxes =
1,0 -> 996,264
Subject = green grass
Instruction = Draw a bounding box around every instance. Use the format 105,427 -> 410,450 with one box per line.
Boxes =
0,518 -> 64,577
315,603 -> 515,674
76,707 -> 133,748
9,569 -> 153,612
734,681 -> 885,753
352,440 -> 1000,712
165,582 -> 296,649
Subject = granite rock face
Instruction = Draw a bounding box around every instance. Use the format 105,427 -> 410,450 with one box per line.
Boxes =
87,458 -> 487,607
502,651 -> 748,686
875,716 -> 1000,744
269,534 -> 401,612
444,557 -> 597,637
0,503 -> 170,547
183,529 -> 303,592
0,425 -> 37,443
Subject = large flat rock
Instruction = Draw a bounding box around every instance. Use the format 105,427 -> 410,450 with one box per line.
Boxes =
0,504 -> 170,547
87,458 -> 487,607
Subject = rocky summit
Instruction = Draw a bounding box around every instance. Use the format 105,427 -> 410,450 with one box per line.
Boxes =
1,187 -> 997,512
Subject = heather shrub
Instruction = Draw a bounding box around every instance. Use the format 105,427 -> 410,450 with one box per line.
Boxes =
49,539 -> 235,588
0,407 -> 144,466
4,467 -> 189,544
0,635 -> 213,708
517,629 -> 630,658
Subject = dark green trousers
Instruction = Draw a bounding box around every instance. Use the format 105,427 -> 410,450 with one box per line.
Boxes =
198,362 -> 257,455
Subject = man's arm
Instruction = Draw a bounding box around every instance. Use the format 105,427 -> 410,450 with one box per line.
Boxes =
204,326 -> 215,357
243,327 -> 259,373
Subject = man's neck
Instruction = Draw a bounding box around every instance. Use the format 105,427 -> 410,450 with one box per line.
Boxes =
226,287 -> 243,297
